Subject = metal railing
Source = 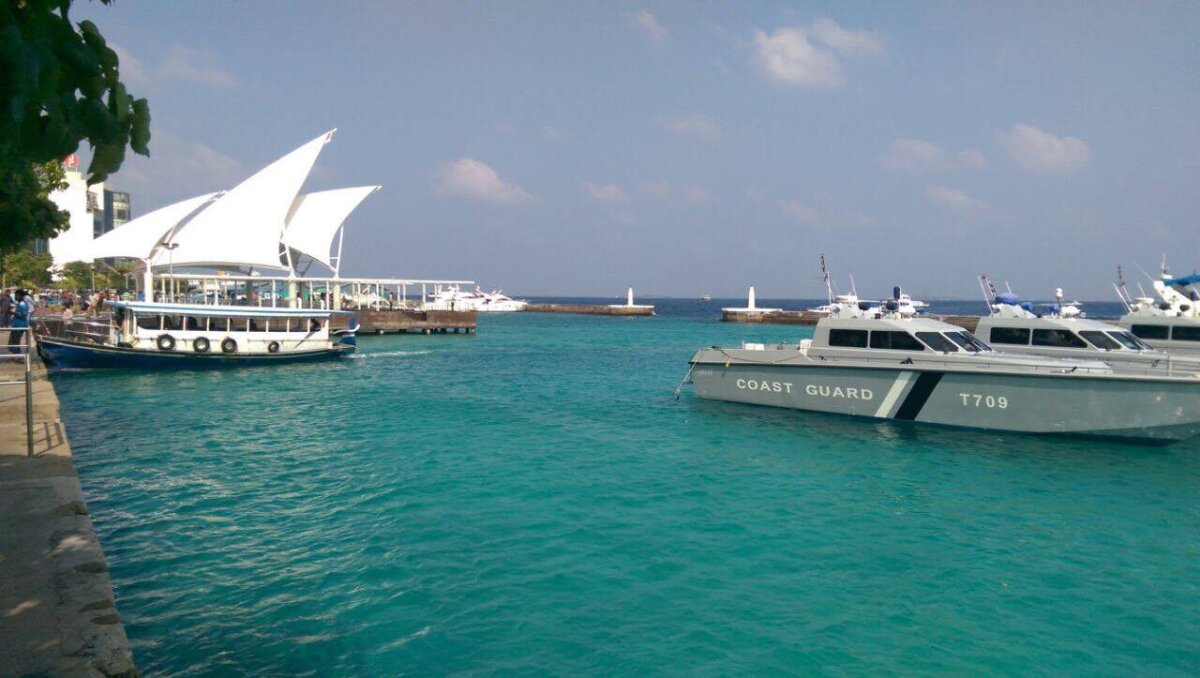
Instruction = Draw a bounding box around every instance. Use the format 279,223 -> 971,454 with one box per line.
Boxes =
0,329 -> 35,456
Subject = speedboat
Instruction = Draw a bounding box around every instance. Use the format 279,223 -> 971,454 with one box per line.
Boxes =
684,295 -> 1200,444
39,301 -> 356,368
974,285 -> 1200,376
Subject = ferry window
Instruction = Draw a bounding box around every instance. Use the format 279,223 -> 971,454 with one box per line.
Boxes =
136,315 -> 161,330
916,331 -> 958,352
869,331 -> 925,351
1171,326 -> 1200,342
1116,331 -> 1153,350
945,331 -> 991,353
1032,329 -> 1087,348
183,317 -> 201,331
1131,324 -> 1169,340
1079,330 -> 1120,349
828,329 -> 868,348
989,327 -> 1030,345
248,318 -> 269,332
162,315 -> 181,331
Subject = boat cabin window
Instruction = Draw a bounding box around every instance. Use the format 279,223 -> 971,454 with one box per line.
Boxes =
1131,324 -> 1169,340
249,318 -> 271,332
915,331 -> 959,352
1032,329 -> 1087,348
1172,326 -> 1200,342
1106,331 -> 1145,350
184,317 -> 201,331
828,329 -> 868,348
989,327 -> 1031,345
944,331 -> 991,353
211,317 -> 230,332
869,331 -> 925,351
1078,330 -> 1121,350
136,315 -> 161,330
162,315 -> 181,331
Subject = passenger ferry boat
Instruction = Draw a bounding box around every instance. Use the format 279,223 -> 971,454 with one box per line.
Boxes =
39,301 -> 356,368
685,296 -> 1200,444
973,284 -> 1200,376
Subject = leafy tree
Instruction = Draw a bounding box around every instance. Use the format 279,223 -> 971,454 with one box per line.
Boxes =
0,250 -> 54,290
58,259 -> 94,290
0,0 -> 151,252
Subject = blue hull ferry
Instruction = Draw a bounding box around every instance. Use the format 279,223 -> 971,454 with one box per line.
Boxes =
39,301 -> 356,370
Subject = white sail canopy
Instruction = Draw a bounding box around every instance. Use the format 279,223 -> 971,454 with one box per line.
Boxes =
282,186 -> 380,269
90,192 -> 222,260
156,129 -> 335,270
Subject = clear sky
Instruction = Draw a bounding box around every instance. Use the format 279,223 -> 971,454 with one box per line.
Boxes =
75,1 -> 1200,299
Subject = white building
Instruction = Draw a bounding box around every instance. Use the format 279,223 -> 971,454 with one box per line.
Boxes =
37,154 -> 132,267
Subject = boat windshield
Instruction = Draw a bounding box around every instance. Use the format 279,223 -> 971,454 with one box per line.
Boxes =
944,331 -> 991,353
1107,330 -> 1152,351
915,331 -> 959,353
1079,330 -> 1122,350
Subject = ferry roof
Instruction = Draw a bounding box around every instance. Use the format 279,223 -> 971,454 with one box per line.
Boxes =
107,300 -> 352,317
817,314 -> 964,333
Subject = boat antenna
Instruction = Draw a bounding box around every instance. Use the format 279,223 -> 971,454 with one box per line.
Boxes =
978,274 -> 996,316
849,273 -> 858,298
1004,280 -> 1013,294
820,254 -> 833,305
1114,265 -> 1133,310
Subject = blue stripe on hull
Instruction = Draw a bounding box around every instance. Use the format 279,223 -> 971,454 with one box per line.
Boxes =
39,338 -> 352,369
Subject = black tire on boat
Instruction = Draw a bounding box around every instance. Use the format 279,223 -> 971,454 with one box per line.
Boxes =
193,337 -> 210,353
221,337 -> 238,354
267,340 -> 281,353
157,334 -> 176,351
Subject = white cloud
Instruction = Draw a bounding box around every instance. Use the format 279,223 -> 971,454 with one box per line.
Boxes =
745,188 -> 765,203
110,43 -> 235,89
632,10 -> 669,44
880,139 -> 954,173
958,149 -> 987,170
753,27 -> 844,88
926,185 -> 991,213
777,199 -> 822,224
879,139 -> 987,173
436,158 -> 532,204
998,124 -> 1090,173
103,130 -> 243,206
810,18 -> 884,57
777,196 -> 876,228
158,46 -> 236,87
660,114 -> 720,141
584,182 -> 630,204
752,19 -> 882,88
638,181 -> 709,206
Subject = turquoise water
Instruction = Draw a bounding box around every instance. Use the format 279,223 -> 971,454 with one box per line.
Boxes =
55,301 -> 1200,675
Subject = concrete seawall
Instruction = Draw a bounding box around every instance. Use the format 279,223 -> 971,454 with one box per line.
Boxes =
0,344 -> 137,676
525,303 -> 654,316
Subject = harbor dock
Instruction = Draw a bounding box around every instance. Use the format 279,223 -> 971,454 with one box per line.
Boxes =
722,309 -> 981,332
525,303 -> 654,317
0,338 -> 136,676
524,288 -> 655,316
347,308 -> 477,334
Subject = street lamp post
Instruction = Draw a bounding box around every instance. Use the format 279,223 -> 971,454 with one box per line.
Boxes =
165,243 -> 179,302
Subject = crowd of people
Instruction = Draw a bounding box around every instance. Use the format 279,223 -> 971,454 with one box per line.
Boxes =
0,288 -> 126,353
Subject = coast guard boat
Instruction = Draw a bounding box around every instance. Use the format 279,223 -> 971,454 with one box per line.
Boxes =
973,279 -> 1200,375
1114,266 -> 1200,358
685,294 -> 1200,444
39,301 -> 356,368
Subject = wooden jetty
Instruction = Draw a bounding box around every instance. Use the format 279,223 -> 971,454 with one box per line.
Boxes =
525,303 -> 653,317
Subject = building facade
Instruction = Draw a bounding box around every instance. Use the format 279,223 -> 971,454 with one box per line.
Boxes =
35,155 -> 132,267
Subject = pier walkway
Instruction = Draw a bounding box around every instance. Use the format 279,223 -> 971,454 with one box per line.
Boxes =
0,338 -> 136,676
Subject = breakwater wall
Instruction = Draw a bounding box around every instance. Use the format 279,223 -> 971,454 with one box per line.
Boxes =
0,340 -> 137,676
343,308 -> 477,334
721,310 -> 981,332
525,303 -> 654,316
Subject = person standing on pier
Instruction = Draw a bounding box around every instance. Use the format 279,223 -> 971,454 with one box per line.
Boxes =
0,289 -> 12,328
8,290 -> 29,353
